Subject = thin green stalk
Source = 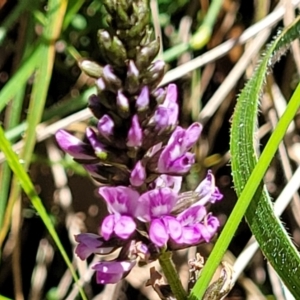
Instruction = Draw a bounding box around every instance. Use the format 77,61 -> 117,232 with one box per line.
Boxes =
190,0 -> 223,49
162,0 -> 223,62
159,251 -> 187,300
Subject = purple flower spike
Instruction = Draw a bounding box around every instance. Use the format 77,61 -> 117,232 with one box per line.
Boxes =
130,160 -> 146,187
75,233 -> 110,260
55,129 -> 94,160
136,187 -> 178,222
194,170 -> 223,205
86,127 -> 107,160
93,260 -> 136,284
97,114 -> 114,140
136,86 -> 149,111
127,115 -> 143,147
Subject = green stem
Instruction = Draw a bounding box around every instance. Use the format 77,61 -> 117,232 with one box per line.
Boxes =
159,250 -> 187,300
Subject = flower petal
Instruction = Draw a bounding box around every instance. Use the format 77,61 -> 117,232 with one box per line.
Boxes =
163,216 -> 182,241
99,186 -> 140,215
130,160 -> 146,187
97,114 -> 114,139
55,130 -> 94,160
127,115 -> 143,147
149,219 -> 169,247
177,205 -> 207,226
114,215 -> 136,239
136,188 -> 177,221
74,233 -> 105,260
178,226 -> 201,245
197,215 -> 220,242
194,171 -> 223,206
101,215 -> 115,241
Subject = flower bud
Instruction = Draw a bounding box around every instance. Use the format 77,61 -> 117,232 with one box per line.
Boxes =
130,160 -> 146,187
97,30 -> 127,67
136,86 -> 149,112
97,114 -> 114,140
78,59 -> 103,78
86,127 -> 108,160
136,38 -> 160,69
152,87 -> 166,104
96,77 -> 106,92
127,115 -> 142,147
142,60 -> 165,88
129,2 -> 150,38
117,90 -> 130,118
125,60 -> 140,94
102,65 -> 122,92
55,130 -> 95,160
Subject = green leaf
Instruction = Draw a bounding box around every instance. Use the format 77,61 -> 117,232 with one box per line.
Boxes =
189,15 -> 300,300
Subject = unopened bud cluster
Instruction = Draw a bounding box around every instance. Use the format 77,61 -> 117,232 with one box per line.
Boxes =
56,0 -> 223,286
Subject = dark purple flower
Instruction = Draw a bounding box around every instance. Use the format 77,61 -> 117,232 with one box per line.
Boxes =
127,115 -> 143,147
130,160 -> 146,187
74,233 -> 116,260
55,129 -> 94,160
93,260 -> 136,284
